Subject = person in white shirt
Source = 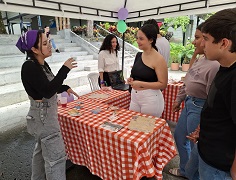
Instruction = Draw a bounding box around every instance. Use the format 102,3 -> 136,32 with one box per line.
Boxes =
98,34 -> 120,87
143,19 -> 170,65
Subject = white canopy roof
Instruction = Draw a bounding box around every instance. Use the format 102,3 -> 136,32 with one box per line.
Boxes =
0,0 -> 236,22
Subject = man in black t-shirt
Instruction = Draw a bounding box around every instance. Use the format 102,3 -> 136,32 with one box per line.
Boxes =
197,8 -> 236,180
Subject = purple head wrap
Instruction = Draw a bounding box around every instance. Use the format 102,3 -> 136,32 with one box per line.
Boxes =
16,30 -> 39,54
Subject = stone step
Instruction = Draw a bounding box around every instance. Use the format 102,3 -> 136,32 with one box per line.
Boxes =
0,45 -> 22,55
50,34 -> 62,39
0,70 -> 96,108
56,42 -> 78,49
53,39 -> 71,43
50,54 -> 94,62
0,43 -> 82,56
0,34 -> 19,45
50,60 -> 97,74
0,40 -> 18,45
60,46 -> 82,52
0,52 -> 93,68
0,54 -> 26,68
84,64 -> 98,71
0,59 -> 98,86
0,67 -> 21,86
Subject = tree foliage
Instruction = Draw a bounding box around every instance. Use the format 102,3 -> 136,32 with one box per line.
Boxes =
164,16 -> 190,32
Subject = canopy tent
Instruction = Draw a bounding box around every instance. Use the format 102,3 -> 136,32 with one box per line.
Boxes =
0,0 -> 236,22
1,0 -> 235,71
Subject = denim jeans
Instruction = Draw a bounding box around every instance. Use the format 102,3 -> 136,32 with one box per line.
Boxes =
28,96 -> 66,180
174,96 -> 205,176
185,144 -> 199,180
50,39 -> 57,49
199,155 -> 232,180
27,69 -> 66,180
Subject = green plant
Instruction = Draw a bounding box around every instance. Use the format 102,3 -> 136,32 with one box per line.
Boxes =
181,42 -> 195,64
170,43 -> 184,63
164,16 -> 190,32
159,23 -> 173,41
72,25 -> 87,36
198,13 -> 215,20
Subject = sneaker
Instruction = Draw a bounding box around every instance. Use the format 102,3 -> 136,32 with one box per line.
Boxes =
55,49 -> 60,53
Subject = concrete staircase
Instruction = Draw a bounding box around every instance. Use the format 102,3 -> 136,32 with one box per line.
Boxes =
0,32 -> 138,132
0,34 -> 99,108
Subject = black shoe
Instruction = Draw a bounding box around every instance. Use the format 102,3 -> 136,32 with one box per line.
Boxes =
55,49 -> 60,53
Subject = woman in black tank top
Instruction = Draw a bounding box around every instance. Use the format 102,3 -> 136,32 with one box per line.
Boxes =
127,24 -> 167,117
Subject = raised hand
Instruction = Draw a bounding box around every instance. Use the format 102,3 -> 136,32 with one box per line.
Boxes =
64,58 -> 77,69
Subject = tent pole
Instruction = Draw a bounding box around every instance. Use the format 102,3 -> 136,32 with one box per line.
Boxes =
122,32 -> 125,72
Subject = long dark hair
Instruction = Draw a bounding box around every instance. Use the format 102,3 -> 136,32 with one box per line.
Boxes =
143,19 -> 160,34
140,24 -> 158,52
25,31 -> 51,73
99,34 -> 120,57
196,23 -> 204,31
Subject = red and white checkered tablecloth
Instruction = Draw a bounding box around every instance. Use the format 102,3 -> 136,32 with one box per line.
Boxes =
80,89 -> 131,109
58,98 -> 177,180
161,82 -> 185,122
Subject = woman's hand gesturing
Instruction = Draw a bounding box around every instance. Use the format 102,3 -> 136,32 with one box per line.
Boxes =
64,58 -> 77,69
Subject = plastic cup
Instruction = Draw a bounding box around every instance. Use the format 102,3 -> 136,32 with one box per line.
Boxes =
57,94 -> 62,105
61,97 -> 67,107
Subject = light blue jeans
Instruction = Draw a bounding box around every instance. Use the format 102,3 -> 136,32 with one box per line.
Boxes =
50,38 -> 57,49
199,155 -> 232,180
174,96 -> 205,176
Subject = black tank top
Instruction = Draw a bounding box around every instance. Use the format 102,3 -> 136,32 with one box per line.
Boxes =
131,52 -> 158,82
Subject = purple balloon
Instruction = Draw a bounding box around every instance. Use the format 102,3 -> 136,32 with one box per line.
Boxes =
118,8 -> 128,20
61,91 -> 74,103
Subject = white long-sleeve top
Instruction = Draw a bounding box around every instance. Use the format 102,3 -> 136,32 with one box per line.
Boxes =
98,50 -> 120,72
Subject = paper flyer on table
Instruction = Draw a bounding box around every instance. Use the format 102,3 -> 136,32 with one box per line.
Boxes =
68,109 -> 82,116
100,121 -> 123,132
128,116 -> 156,133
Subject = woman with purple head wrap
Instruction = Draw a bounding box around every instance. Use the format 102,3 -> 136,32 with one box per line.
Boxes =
16,30 -> 79,180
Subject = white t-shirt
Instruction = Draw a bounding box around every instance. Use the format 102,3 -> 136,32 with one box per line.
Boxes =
155,37 -> 170,65
98,50 -> 120,72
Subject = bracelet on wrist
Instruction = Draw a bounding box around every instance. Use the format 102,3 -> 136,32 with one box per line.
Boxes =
100,80 -> 105,84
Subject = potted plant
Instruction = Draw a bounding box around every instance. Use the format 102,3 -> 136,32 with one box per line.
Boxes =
181,43 -> 194,71
170,43 -> 183,71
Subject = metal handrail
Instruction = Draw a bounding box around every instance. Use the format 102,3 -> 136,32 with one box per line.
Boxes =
71,31 -> 99,51
94,23 -> 140,57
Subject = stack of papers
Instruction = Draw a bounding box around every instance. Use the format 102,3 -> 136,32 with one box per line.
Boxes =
128,116 -> 156,133
100,121 -> 123,132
